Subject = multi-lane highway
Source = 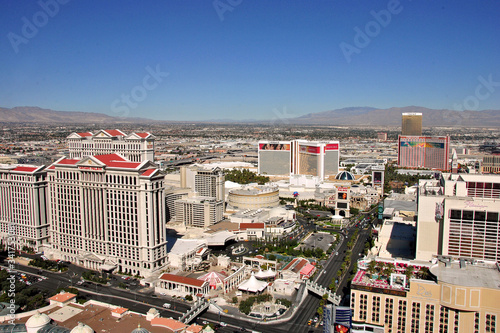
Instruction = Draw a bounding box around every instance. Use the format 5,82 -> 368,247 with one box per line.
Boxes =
2,221 -> 370,333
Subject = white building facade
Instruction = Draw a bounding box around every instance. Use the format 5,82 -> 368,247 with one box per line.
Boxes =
46,153 -> 167,277
67,129 -> 155,162
416,173 -> 500,262
0,165 -> 49,251
174,196 -> 224,228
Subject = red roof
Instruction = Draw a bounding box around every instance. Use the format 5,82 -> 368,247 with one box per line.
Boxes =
104,129 -> 126,137
159,273 -> 206,288
57,159 -> 79,165
141,169 -> 156,177
186,324 -> 203,333
135,132 -> 150,138
48,166 -> 55,170
94,154 -> 141,169
49,292 -> 77,303
111,307 -> 128,314
151,318 -> 187,331
240,223 -> 265,230
300,263 -> 316,276
283,258 -> 310,273
12,166 -> 39,173
77,132 -> 92,137
94,154 -> 126,162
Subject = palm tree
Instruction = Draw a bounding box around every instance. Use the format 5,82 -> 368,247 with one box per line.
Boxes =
367,261 -> 377,277
404,266 -> 414,280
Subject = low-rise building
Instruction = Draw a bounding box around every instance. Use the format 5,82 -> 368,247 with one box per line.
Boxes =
156,273 -> 210,297
351,257 -> 500,333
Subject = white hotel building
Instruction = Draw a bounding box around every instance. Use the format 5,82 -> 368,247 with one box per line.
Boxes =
0,165 -> 49,251
416,173 -> 500,262
67,129 -> 155,162
45,153 -> 168,277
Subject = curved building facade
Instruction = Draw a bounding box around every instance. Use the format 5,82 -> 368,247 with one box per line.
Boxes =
227,185 -> 280,209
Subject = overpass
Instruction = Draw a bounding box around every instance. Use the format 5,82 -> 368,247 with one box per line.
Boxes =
179,298 -> 210,323
304,280 -> 341,305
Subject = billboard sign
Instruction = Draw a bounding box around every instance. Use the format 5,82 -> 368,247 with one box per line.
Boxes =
259,143 -> 290,151
324,143 -> 339,151
299,145 -> 321,154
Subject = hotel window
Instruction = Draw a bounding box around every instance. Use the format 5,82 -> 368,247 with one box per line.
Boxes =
398,300 -> 407,332
371,296 -> 380,323
440,306 -> 449,332
486,314 -> 496,332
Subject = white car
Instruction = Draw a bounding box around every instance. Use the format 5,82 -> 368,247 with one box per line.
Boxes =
220,322 -> 227,327
163,303 -> 171,309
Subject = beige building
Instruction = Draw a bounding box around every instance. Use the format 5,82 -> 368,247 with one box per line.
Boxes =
351,257 -> 500,333
227,185 -> 279,210
482,155 -> 500,174
180,165 -> 225,202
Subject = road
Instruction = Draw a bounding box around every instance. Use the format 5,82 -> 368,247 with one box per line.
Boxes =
2,223 -> 370,333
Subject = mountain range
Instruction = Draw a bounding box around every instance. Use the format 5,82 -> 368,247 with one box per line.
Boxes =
1,106 -> 500,127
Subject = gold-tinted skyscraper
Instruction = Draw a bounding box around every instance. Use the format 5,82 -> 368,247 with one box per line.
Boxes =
401,112 -> 422,135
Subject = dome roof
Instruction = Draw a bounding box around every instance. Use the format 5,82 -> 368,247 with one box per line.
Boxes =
26,312 -> 51,328
131,324 -> 150,333
335,171 -> 355,181
70,323 -> 94,333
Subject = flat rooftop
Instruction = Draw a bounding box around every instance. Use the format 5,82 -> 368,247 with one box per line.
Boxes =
11,302 -> 171,333
430,261 -> 500,289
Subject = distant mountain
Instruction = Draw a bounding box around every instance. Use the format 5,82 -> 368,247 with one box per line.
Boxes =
289,106 -> 500,127
2,105 -> 500,127
0,106 -> 121,123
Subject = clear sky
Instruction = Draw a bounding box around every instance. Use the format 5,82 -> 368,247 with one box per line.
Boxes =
1,0 -> 499,121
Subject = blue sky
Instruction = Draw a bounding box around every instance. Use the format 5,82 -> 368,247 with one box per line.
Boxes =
1,0 -> 499,121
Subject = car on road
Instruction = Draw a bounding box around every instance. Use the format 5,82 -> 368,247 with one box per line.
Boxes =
220,322 -> 227,327
163,303 -> 171,309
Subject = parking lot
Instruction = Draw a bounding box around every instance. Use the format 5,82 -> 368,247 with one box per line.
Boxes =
300,232 -> 336,252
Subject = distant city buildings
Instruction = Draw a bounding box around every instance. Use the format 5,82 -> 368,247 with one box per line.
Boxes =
67,129 -> 155,162
401,112 -> 422,136
397,135 -> 450,171
258,140 -> 339,179
377,132 -> 387,141
482,155 -> 500,174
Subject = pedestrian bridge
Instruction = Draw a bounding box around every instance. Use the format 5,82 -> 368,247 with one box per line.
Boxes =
179,298 -> 209,323
304,280 -> 341,305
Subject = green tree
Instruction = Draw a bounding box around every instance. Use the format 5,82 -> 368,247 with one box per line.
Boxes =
317,306 -> 323,317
